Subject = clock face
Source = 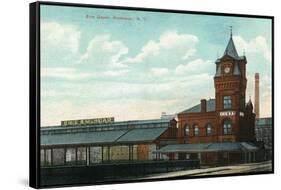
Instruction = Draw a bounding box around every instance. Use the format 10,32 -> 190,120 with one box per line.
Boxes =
224,67 -> 230,73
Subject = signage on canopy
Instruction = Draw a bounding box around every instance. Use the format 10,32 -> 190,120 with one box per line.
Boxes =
61,117 -> 114,126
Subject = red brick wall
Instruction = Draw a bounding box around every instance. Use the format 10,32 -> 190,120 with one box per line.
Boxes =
177,111 -> 218,144
159,119 -> 177,140
137,144 -> 149,160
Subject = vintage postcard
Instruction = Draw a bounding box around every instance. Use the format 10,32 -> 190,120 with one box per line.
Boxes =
30,2 -> 273,188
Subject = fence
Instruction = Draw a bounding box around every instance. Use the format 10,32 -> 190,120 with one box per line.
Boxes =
40,159 -> 200,187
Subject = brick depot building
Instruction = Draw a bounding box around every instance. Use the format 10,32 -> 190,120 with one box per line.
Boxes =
157,33 -> 258,165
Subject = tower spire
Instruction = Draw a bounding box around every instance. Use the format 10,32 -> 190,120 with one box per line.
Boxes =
223,26 -> 239,59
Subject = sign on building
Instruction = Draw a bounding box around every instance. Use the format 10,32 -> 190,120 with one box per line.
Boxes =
61,117 -> 114,126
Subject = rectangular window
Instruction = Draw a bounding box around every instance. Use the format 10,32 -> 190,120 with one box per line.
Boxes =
223,96 -> 231,109
53,148 -> 65,166
133,145 -> 138,160
45,149 -> 52,166
77,147 -> 87,165
40,149 -> 45,166
148,144 -> 156,160
102,146 -> 109,161
110,145 -> 129,161
223,122 -> 232,135
66,148 -> 76,165
90,147 -> 102,164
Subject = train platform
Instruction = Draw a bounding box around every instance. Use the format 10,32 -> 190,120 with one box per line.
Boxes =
139,161 -> 272,179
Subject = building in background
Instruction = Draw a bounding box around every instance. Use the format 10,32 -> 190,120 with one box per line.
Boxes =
161,112 -> 177,120
255,117 -> 272,160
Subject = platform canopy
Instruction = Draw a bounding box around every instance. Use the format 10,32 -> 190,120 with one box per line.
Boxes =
154,142 -> 258,153
41,127 -> 169,146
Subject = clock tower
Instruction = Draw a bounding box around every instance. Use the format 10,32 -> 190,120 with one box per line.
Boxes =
214,30 -> 253,142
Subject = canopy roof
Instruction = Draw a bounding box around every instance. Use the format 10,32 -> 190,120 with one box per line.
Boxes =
154,142 -> 258,153
41,118 -> 174,146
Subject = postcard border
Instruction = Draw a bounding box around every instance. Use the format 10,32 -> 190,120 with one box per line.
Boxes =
29,1 -> 274,188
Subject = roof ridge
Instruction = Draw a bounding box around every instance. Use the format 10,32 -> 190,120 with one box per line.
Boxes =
114,128 -> 133,143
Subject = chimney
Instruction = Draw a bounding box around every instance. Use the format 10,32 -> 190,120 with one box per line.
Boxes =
201,99 -> 207,113
254,73 -> 260,118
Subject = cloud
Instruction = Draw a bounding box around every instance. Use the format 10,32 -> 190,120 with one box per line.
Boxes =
41,98 -> 180,126
233,35 -> 271,62
42,66 -> 130,81
40,68 -> 216,126
79,35 -> 129,69
175,59 -> 213,75
182,48 -> 197,60
150,68 -> 169,77
41,68 -> 91,80
125,31 -> 198,64
259,74 -> 272,117
77,31 -> 200,82
260,91 -> 272,117
41,21 -> 80,53
159,31 -> 198,49
103,69 -> 129,77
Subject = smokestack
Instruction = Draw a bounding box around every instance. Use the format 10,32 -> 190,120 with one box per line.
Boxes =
254,73 -> 260,118
201,99 -> 207,113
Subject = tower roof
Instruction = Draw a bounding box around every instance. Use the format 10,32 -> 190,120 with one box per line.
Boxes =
215,28 -> 247,77
224,35 -> 239,59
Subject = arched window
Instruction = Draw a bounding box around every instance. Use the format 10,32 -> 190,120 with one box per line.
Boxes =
223,120 -> 232,135
193,125 -> 199,136
184,125 -> 190,136
206,123 -> 212,136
